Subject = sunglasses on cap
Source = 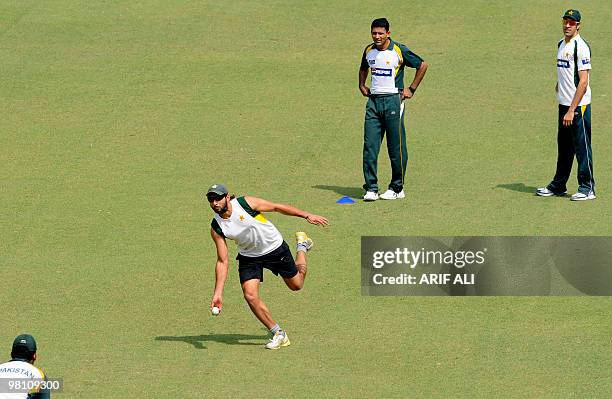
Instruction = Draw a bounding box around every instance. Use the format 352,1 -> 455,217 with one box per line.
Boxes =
206,193 -> 226,202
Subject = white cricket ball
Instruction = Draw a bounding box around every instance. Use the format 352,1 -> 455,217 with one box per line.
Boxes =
211,306 -> 220,316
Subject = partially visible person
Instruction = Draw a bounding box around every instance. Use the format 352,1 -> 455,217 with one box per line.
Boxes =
0,334 -> 50,399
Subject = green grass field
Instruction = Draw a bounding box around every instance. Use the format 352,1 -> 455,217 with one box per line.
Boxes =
2,1 -> 611,397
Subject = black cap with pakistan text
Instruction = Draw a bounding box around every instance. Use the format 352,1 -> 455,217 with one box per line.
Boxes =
11,334 -> 37,360
206,183 -> 228,197
563,9 -> 581,22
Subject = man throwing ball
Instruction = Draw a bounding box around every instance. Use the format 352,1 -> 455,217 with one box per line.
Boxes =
206,184 -> 329,350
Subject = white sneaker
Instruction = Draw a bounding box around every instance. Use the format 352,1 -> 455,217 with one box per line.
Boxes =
295,232 -> 313,252
379,189 -> 405,200
570,192 -> 596,201
536,187 -> 567,197
265,331 -> 290,350
363,191 -> 379,201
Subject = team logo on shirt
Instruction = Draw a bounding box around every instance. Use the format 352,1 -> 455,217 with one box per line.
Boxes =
239,215 -> 245,221
368,59 -> 376,66
371,68 -> 392,76
582,58 -> 590,65
557,59 -> 570,68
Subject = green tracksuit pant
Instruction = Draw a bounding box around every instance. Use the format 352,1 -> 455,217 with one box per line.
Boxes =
363,93 -> 407,193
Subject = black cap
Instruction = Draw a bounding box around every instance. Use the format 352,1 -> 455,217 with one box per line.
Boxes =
563,9 -> 581,22
11,334 -> 37,360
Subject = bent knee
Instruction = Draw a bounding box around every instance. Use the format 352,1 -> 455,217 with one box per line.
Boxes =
286,279 -> 303,291
243,291 -> 259,303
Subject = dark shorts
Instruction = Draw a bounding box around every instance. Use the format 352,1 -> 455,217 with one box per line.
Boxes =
237,241 -> 298,283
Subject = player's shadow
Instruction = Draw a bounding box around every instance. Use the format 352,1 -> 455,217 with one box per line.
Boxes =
495,183 -> 538,194
155,333 -> 265,349
312,185 -> 363,198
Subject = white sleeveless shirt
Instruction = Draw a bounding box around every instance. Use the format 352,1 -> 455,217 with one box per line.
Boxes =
212,197 -> 283,257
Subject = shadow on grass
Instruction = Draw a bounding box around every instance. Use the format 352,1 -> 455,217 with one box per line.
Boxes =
495,183 -> 538,194
155,333 -> 266,349
312,185 -> 363,198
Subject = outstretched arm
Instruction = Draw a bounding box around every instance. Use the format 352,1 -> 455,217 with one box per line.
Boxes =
210,228 -> 229,312
244,196 -> 329,226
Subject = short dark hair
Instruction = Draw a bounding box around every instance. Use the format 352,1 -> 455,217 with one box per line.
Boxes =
371,18 -> 390,31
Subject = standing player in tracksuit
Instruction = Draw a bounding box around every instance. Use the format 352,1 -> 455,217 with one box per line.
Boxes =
537,9 -> 595,201
358,17 -> 428,201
